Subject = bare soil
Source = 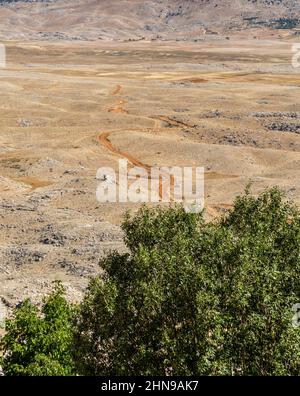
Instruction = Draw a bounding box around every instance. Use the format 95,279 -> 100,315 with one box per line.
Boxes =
0,38 -> 299,310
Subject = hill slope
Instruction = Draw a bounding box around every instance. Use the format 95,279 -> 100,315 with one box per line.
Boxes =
0,0 -> 299,41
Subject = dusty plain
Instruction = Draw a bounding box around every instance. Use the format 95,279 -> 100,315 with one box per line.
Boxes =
0,38 -> 300,312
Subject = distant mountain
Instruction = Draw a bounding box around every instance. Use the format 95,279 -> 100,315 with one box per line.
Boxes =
0,0 -> 299,41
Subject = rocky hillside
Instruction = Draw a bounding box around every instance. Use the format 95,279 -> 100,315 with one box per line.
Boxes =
0,0 -> 299,41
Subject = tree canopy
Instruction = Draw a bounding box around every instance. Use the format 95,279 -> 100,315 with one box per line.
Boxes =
1,188 -> 299,376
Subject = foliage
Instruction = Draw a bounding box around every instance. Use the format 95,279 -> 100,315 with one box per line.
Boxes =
75,187 -> 300,376
1,188 -> 299,376
0,282 -> 76,376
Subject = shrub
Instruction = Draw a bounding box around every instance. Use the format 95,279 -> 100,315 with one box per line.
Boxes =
0,282 -> 76,376
75,188 -> 300,375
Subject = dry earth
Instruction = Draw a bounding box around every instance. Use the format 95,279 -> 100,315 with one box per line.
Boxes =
0,37 -> 300,316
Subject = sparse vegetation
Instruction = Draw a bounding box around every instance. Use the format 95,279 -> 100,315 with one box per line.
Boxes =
1,188 -> 299,376
274,18 -> 299,29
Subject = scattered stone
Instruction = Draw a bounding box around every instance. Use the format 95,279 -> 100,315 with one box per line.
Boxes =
17,119 -> 33,127
199,110 -> 222,119
64,169 -> 78,175
39,225 -> 67,246
253,112 -> 299,119
266,122 -> 300,134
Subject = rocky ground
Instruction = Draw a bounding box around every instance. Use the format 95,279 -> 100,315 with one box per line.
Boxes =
0,37 -> 299,319
0,0 -> 299,41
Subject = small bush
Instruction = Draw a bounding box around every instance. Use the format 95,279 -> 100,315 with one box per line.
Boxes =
0,282 -> 76,376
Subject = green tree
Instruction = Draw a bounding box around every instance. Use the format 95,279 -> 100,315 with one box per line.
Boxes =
0,282 -> 76,376
75,188 -> 300,375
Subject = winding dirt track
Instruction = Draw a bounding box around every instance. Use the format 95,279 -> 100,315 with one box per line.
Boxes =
98,130 -> 233,214
111,84 -> 123,95
153,115 -> 196,129
98,131 -> 152,172
98,130 -> 173,200
98,84 -> 233,214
